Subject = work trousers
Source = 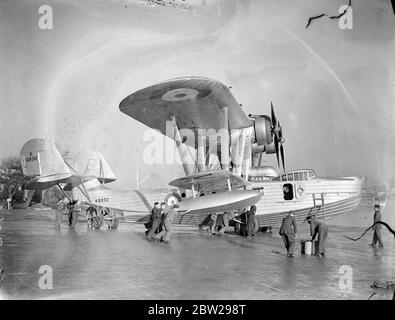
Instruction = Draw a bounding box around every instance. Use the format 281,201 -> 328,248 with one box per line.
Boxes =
71,211 -> 79,229
55,210 -> 63,228
317,231 -> 328,254
146,217 -> 162,240
282,233 -> 295,254
68,211 -> 73,226
218,214 -> 230,235
207,214 -> 217,234
372,229 -> 384,247
247,216 -> 258,236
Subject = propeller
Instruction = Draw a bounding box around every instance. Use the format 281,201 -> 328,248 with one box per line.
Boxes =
270,102 -> 285,172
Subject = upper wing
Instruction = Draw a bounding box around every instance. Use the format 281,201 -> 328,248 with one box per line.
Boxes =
119,77 -> 252,138
169,170 -> 249,192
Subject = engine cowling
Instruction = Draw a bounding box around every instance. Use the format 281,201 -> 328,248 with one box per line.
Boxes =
252,115 -> 273,146
248,166 -> 279,178
164,192 -> 182,207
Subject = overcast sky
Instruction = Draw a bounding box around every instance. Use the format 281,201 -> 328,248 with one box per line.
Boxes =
0,0 -> 394,189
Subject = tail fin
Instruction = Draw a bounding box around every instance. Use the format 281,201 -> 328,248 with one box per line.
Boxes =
20,138 -> 71,177
72,149 -> 116,184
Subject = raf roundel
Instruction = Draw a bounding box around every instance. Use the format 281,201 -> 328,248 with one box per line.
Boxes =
161,88 -> 199,102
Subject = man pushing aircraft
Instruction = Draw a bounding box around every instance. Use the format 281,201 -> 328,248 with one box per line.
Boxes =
146,202 -> 165,241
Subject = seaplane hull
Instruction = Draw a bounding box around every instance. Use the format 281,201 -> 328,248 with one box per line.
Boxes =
169,174 -> 363,228
256,178 -> 363,227
255,195 -> 361,227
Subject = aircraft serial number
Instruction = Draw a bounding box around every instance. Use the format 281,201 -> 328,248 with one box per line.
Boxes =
25,155 -> 38,162
95,198 -> 109,203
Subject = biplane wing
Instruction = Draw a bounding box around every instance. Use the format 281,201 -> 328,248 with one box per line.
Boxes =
169,170 -> 249,193
119,76 -> 252,144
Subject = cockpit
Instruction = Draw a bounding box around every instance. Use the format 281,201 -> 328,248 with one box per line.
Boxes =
273,169 -> 317,182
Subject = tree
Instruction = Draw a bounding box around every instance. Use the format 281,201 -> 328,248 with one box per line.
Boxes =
0,156 -> 28,207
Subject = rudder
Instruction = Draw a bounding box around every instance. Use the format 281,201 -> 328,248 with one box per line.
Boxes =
20,138 -> 71,177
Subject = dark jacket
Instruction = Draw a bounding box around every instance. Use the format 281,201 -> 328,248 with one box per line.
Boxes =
279,215 -> 297,235
145,207 -> 159,229
310,219 -> 328,240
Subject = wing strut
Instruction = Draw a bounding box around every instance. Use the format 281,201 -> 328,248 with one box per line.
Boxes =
232,129 -> 247,176
77,179 -> 92,203
56,183 -> 71,201
219,106 -> 230,171
170,115 -> 192,176
197,132 -> 206,173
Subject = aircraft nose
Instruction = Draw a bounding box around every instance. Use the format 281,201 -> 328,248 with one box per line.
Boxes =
354,176 -> 365,193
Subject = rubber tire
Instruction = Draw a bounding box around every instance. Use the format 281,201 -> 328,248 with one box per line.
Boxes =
238,217 -> 259,236
93,217 -> 103,230
235,222 -> 241,234
164,192 -> 182,207
252,216 -> 259,234
110,218 -> 119,230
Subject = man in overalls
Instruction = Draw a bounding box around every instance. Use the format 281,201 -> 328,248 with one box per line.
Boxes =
370,204 -> 384,248
55,198 -> 64,229
207,212 -> 218,235
70,200 -> 81,230
218,211 -> 235,236
86,206 -> 97,229
155,204 -> 178,243
279,211 -> 298,257
307,215 -> 328,256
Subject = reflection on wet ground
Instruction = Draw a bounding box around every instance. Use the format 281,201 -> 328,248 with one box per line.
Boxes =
0,202 -> 394,300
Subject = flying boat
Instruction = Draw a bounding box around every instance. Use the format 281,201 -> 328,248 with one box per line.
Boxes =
20,77 -> 363,233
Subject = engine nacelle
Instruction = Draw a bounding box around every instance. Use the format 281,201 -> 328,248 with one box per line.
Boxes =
164,192 -> 182,207
251,115 -> 273,146
248,166 -> 279,178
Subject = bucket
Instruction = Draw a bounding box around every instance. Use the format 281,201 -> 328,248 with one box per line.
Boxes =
301,240 -> 313,255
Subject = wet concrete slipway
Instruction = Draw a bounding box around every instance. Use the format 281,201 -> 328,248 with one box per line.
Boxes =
1,201 -> 394,300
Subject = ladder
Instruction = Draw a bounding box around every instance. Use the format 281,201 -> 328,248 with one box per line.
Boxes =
312,193 -> 326,223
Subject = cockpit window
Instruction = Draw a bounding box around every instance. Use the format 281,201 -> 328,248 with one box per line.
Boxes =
308,170 -> 316,179
273,169 -> 317,181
